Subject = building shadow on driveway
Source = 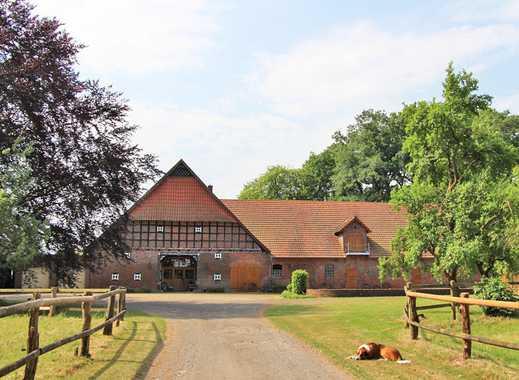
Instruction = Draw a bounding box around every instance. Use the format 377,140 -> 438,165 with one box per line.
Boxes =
127,301 -> 271,320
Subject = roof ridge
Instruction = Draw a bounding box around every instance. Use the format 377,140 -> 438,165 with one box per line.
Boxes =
221,199 -> 388,205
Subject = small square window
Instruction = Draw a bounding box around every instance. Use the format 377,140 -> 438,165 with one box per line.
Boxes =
156,225 -> 164,233
111,273 -> 119,281
213,273 -> 222,281
214,252 -> 222,259
134,272 -> 142,281
272,264 -> 282,278
194,226 -> 203,233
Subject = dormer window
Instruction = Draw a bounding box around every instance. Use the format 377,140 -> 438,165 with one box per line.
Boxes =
335,216 -> 371,256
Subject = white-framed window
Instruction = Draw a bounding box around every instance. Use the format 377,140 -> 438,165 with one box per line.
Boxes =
194,226 -> 203,233
133,272 -> 142,281
272,264 -> 282,278
214,252 -> 223,259
156,225 -> 164,233
111,273 -> 120,281
213,273 -> 222,281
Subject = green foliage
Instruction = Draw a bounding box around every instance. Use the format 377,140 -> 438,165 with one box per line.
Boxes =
380,63 -> 519,284
280,290 -> 312,299
333,110 -> 409,201
300,148 -> 336,200
284,269 -> 308,295
239,109 -> 409,202
0,144 -> 49,271
239,148 -> 336,201
473,277 -> 518,317
239,165 -> 303,200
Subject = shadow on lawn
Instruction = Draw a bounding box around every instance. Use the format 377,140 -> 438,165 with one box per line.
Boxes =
135,321 -> 164,379
87,319 -> 164,380
264,304 -> 319,317
90,321 -> 138,379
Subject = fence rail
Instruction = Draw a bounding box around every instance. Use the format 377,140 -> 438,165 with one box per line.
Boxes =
404,282 -> 519,359
0,286 -> 127,379
0,288 -> 109,294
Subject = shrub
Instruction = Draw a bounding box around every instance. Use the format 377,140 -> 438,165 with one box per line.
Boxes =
289,269 -> 308,295
473,277 -> 518,317
281,290 -> 312,299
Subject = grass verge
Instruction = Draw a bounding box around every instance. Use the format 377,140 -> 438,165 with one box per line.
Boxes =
0,307 -> 165,379
266,296 -> 519,380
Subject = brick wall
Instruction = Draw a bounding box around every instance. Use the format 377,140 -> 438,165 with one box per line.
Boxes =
272,257 -> 436,289
86,250 -> 160,290
87,249 -> 271,291
197,251 -> 271,291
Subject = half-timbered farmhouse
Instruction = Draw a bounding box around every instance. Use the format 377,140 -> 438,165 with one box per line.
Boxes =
85,160 -> 433,291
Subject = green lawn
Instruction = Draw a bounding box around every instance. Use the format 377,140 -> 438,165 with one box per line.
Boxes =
266,297 -> 519,380
0,307 -> 165,379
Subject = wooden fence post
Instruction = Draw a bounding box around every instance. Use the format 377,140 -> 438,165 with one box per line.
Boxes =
115,291 -> 121,327
404,282 -> 412,328
409,296 -> 419,339
48,287 -> 58,317
120,288 -> 126,321
460,292 -> 472,359
450,280 -> 459,321
80,292 -> 92,357
406,282 -> 419,339
24,292 -> 40,380
103,286 -> 116,336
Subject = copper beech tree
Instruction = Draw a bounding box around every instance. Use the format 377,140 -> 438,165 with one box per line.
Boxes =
0,0 -> 160,283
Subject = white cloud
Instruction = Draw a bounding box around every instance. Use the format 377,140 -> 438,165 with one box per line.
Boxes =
129,103 -> 331,198
250,22 -> 519,116
494,93 -> 519,113
34,0 -> 219,74
448,0 -> 519,23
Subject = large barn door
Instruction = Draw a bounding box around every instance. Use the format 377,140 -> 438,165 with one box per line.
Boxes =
230,262 -> 262,290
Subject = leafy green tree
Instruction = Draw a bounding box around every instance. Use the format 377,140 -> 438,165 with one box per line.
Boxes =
0,144 -> 48,286
333,110 -> 409,201
239,148 -> 337,201
380,64 -> 519,286
299,148 -> 336,200
239,166 -> 303,200
0,0 -> 159,282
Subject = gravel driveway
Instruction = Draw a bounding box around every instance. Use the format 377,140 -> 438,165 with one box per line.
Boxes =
127,293 -> 350,380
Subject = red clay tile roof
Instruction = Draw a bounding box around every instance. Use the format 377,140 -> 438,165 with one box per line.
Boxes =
334,215 -> 372,235
222,199 -> 407,258
130,176 -> 237,222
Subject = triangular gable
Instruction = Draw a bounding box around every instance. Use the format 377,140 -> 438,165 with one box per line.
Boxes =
334,216 -> 371,235
127,160 -> 270,253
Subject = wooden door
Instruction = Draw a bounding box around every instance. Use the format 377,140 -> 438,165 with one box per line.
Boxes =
230,262 -> 263,290
346,231 -> 366,252
161,256 -> 196,291
345,266 -> 358,288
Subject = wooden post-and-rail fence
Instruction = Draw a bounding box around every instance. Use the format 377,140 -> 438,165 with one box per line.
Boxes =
0,286 -> 127,380
404,282 -> 519,359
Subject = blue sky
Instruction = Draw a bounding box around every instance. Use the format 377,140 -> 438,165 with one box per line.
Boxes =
35,0 -> 519,198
